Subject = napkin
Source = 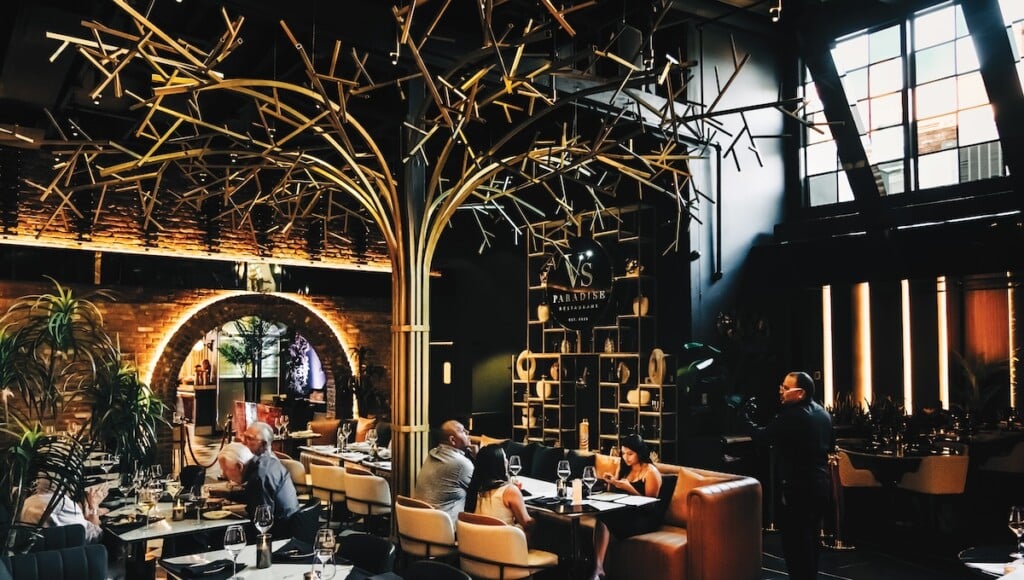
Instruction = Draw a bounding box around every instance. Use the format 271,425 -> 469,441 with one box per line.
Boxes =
271,538 -> 315,564
159,558 -> 246,579
104,515 -> 164,534
525,496 -> 568,508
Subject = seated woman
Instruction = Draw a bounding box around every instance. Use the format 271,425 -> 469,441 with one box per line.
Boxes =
466,444 -> 534,536
20,474 -> 109,543
590,433 -> 663,580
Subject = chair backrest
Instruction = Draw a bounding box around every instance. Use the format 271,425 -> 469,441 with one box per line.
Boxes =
308,418 -> 341,446
281,458 -> 311,491
337,532 -> 396,574
287,498 -> 323,545
456,512 -> 531,580
897,454 -> 970,495
310,464 -> 346,505
179,465 -> 206,495
979,440 -> 1024,473
22,524 -> 87,553
273,450 -> 293,461
836,451 -> 882,488
2,544 -> 107,580
395,495 -> 457,558
345,468 -> 391,515
401,559 -> 472,580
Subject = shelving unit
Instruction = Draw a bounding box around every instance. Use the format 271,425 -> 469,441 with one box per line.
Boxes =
512,205 -> 678,461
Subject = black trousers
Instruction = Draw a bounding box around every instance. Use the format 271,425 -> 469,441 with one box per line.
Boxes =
780,481 -> 829,580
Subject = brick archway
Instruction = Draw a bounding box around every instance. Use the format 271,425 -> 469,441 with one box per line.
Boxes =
149,293 -> 356,433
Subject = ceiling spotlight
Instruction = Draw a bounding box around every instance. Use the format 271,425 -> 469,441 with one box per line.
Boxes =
769,1 -> 782,23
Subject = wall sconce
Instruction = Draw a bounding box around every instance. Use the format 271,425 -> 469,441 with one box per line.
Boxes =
769,0 -> 782,23
443,361 -> 452,385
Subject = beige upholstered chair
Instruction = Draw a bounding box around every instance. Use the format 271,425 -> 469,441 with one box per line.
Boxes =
978,440 -> 1024,474
346,467 -> 392,533
395,496 -> 457,561
310,464 -> 347,523
836,450 -> 882,488
281,457 -> 311,498
455,512 -> 559,579
897,454 -> 970,495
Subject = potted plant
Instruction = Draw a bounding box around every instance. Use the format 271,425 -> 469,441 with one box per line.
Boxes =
217,316 -> 278,402
0,278 -> 166,552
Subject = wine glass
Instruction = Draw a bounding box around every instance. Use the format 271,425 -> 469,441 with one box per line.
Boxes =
508,455 -> 522,484
138,489 -> 157,529
1010,506 -> 1024,558
556,459 -> 571,484
224,524 -> 246,580
313,527 -> 337,579
195,485 -> 210,524
582,466 -> 597,498
253,503 -> 274,537
99,452 -> 115,479
339,422 -> 352,452
366,428 -> 378,447
280,415 -> 290,435
164,474 -> 182,500
117,470 -> 135,507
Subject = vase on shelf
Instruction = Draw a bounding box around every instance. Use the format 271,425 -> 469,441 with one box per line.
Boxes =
632,295 -> 649,316
604,336 -> 615,353
516,350 -> 536,381
537,302 -> 550,323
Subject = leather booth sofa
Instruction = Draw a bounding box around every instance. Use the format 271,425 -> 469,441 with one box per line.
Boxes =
474,438 -> 763,580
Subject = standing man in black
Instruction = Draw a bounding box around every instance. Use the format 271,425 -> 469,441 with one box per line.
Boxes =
746,371 -> 833,580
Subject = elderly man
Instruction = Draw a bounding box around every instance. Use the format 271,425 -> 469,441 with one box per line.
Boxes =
219,422 -> 299,531
413,419 -> 477,523
20,476 -> 108,543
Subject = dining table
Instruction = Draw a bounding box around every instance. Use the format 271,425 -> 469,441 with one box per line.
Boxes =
160,538 -> 353,580
298,444 -> 392,478
836,439 -> 967,487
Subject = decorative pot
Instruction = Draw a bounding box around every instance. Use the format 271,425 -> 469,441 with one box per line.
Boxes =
648,348 -> 665,386
537,302 -> 550,323
604,336 -> 615,353
632,295 -> 649,316
535,379 -> 552,400
516,350 -> 536,381
550,361 -> 560,380
617,362 -> 630,385
560,337 -> 572,353
626,389 -> 651,406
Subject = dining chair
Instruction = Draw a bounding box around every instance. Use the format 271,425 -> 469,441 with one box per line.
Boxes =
978,440 -> 1024,474
455,512 -> 559,580
345,467 -> 392,535
394,495 -> 457,562
401,559 -> 471,580
836,450 -> 882,488
897,454 -> 970,495
287,497 -> 323,545
309,464 -> 347,526
281,457 -> 312,497
336,532 -> 397,574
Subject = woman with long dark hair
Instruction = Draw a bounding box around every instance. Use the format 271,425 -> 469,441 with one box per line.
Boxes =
466,444 -> 534,534
589,433 -> 663,580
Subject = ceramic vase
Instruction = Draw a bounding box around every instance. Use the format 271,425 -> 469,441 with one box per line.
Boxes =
537,302 -> 550,323
632,295 -> 649,316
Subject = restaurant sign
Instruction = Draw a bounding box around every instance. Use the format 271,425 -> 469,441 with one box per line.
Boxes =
544,238 -> 614,331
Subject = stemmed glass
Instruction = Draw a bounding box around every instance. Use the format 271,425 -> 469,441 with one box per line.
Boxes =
313,527 -> 337,579
164,474 -> 182,501
280,415 -> 290,436
582,466 -> 597,499
117,470 -> 135,507
557,460 -> 571,485
508,455 -> 522,484
138,489 -> 157,529
274,416 -> 284,436
339,422 -> 352,452
366,428 -> 379,459
1010,506 -> 1024,559
254,504 -> 274,537
195,485 -> 210,524
99,452 -> 115,480
223,525 -> 246,580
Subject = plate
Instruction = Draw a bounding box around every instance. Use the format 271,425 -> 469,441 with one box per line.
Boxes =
202,510 -> 233,520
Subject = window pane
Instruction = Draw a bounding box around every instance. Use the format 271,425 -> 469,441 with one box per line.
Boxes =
867,126 -> 904,163
917,149 -> 959,189
959,105 -> 999,146
916,43 -> 955,84
833,34 -> 869,72
955,5 -> 968,38
1012,23 -> 1024,61
870,26 -> 901,63
959,141 -> 1005,182
804,80 -> 824,113
956,37 -> 979,73
957,72 -> 988,109
807,112 -> 832,144
842,68 -> 869,103
871,93 -> 903,129
916,78 -> 957,118
806,141 -> 838,174
808,173 -> 838,206
853,100 -> 870,134
838,171 -> 855,202
915,6 -> 956,51
870,58 -> 903,96
917,113 -> 957,154
877,160 -> 905,194
1000,0 -> 1024,25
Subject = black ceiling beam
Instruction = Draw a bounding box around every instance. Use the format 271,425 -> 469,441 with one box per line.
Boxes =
795,3 -> 886,219
960,0 -> 1024,209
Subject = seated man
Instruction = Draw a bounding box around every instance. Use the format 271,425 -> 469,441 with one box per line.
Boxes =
219,422 -> 299,535
20,475 -> 108,543
413,419 -> 477,523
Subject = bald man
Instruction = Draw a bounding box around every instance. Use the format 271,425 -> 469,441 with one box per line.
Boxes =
413,419 -> 478,523
228,421 -> 299,533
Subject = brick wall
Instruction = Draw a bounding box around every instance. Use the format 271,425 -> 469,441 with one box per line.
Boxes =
0,279 -> 391,466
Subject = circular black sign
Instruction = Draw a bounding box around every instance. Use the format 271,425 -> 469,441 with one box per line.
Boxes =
544,238 -> 614,331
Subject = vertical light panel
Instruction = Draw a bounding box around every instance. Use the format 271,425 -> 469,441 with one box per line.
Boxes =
1009,271 -> 1017,406
901,279 -> 913,412
822,285 -> 834,405
853,282 -> 873,406
937,276 -> 950,410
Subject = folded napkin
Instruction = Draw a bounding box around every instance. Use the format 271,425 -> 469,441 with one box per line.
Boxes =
525,496 -> 568,508
104,515 -> 164,534
271,538 -> 315,564
159,558 -> 246,579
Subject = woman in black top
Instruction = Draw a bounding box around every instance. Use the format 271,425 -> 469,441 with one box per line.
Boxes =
589,433 -> 663,580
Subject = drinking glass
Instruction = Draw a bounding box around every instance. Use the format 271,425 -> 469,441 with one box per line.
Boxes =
99,452 -> 115,478
254,503 -> 274,536
313,527 -> 337,579
164,475 -> 182,500
117,471 -> 135,507
280,415 -> 290,435
508,455 -> 522,484
195,485 -> 210,524
582,466 -> 597,498
138,489 -> 157,529
224,525 -> 246,580
339,422 -> 352,452
1010,506 -> 1024,558
365,428 -> 378,447
556,460 -> 571,484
